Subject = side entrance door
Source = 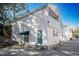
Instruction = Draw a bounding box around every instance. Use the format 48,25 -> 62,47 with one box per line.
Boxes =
37,30 -> 42,44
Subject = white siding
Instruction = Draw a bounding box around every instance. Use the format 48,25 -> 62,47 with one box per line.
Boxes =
46,9 -> 61,46
12,8 -> 48,46
62,25 -> 72,41
12,5 -> 61,46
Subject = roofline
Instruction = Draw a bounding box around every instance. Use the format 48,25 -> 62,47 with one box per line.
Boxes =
11,4 -> 48,24
11,4 -> 57,24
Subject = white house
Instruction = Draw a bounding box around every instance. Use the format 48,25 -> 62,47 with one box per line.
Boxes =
61,25 -> 73,41
11,4 -> 61,48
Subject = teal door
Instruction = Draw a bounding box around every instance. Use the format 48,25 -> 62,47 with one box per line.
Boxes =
37,30 -> 42,44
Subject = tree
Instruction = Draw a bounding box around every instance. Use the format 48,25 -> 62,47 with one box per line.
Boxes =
7,3 -> 30,22
72,29 -> 79,38
0,3 -> 30,25
0,3 -> 30,38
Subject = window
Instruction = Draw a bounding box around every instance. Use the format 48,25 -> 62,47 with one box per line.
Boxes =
53,30 -> 58,36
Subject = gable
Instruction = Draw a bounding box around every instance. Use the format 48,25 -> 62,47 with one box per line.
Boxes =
48,6 -> 59,22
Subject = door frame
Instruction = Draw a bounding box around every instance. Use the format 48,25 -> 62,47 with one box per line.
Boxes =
37,30 -> 43,44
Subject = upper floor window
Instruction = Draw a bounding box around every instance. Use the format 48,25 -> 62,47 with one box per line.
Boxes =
53,30 -> 58,36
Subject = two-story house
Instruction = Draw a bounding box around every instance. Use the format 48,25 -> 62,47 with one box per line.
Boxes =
11,4 -> 61,48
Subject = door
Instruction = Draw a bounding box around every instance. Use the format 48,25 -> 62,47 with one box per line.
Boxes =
24,35 -> 29,42
37,30 -> 42,44
24,31 -> 29,43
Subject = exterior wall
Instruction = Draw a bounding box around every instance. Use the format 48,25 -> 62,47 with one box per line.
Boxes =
46,14 -> 61,46
12,8 -> 48,46
12,5 -> 61,47
46,6 -> 61,46
47,27 -> 60,46
62,25 -> 72,41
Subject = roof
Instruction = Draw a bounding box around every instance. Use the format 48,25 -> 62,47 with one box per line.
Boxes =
12,4 -> 48,24
11,4 -> 58,24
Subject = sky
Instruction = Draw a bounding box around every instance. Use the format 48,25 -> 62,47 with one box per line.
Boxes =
28,3 -> 79,28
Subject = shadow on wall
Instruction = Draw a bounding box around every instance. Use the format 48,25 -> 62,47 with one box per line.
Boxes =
12,11 -> 47,46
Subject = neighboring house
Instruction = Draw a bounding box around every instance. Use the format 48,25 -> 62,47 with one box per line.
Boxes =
62,25 -> 73,41
11,4 -> 61,48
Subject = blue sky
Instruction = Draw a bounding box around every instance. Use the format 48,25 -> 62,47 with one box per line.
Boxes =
28,3 -> 79,27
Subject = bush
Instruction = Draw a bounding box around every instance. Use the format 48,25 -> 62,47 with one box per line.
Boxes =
72,29 -> 79,38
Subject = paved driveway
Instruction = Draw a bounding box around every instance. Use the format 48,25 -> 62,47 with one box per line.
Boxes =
0,38 -> 79,56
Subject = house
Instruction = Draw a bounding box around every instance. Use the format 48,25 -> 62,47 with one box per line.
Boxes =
61,25 -> 73,41
11,4 -> 61,48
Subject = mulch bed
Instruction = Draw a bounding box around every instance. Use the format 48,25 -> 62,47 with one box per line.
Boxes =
0,41 -> 18,48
